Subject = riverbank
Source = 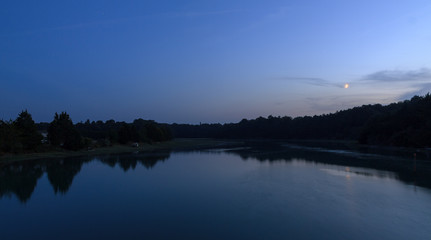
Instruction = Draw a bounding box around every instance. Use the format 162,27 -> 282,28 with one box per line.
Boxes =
0,138 -> 244,163
3,138 -> 429,164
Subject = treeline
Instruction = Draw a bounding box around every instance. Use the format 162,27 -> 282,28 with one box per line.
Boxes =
171,94 -> 431,148
2,94 -> 431,154
0,111 -> 172,155
359,94 -> 431,147
74,118 -> 172,145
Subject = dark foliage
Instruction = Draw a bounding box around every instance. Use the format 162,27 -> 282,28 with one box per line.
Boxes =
48,112 -> 82,150
2,94 -> 430,153
14,110 -> 43,151
0,111 -> 42,154
359,94 -> 431,147
2,111 -> 171,154
171,94 -> 431,148
170,107 -> 384,140
75,118 -> 172,144
0,120 -> 21,153
118,123 -> 139,144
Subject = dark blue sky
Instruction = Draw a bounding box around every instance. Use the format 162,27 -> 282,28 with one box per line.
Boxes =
2,0 -> 431,123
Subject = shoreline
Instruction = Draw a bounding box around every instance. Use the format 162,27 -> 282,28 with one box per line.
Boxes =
2,138 -> 429,164
0,138 -> 244,163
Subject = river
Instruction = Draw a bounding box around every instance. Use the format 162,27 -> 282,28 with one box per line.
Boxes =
1,142 -> 431,239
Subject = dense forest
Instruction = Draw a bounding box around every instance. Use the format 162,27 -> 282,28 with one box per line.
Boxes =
171,94 -> 431,148
0,111 -> 172,154
1,94 -> 431,155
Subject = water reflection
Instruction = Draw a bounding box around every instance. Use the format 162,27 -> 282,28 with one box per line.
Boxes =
0,163 -> 43,202
98,152 -> 170,171
0,151 -> 170,202
227,142 -> 431,190
2,142 -> 431,203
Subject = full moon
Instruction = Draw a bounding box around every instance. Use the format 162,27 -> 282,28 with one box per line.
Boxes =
344,83 -> 349,89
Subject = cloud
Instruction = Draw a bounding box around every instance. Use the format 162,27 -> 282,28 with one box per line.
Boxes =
361,68 -> 431,101
397,82 -> 431,100
279,77 -> 345,88
241,7 -> 289,32
305,93 -> 398,114
363,68 -> 431,82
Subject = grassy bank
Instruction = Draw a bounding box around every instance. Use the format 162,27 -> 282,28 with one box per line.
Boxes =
0,138 -> 244,163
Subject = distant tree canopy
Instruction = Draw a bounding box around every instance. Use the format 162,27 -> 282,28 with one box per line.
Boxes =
75,118 -> 172,144
170,106 -> 384,140
359,94 -> 431,147
1,111 -> 172,155
171,94 -> 431,148
2,93 -> 431,155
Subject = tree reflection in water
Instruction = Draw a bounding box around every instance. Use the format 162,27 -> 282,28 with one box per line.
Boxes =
2,142 -> 431,203
226,142 -> 431,190
0,151 -> 171,202
0,163 -> 43,202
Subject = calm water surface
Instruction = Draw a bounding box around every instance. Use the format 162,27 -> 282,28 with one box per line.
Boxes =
1,145 -> 431,239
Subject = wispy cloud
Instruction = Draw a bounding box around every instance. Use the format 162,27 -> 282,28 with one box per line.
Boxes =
397,82 -> 431,100
305,93 -> 397,114
241,7 -> 289,32
279,77 -> 345,88
363,68 -> 431,82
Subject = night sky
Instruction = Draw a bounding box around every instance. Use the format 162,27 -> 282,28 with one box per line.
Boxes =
1,0 -> 431,124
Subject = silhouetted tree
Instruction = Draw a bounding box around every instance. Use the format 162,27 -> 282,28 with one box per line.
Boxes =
48,112 -> 82,150
13,110 -> 42,151
0,120 -> 22,153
